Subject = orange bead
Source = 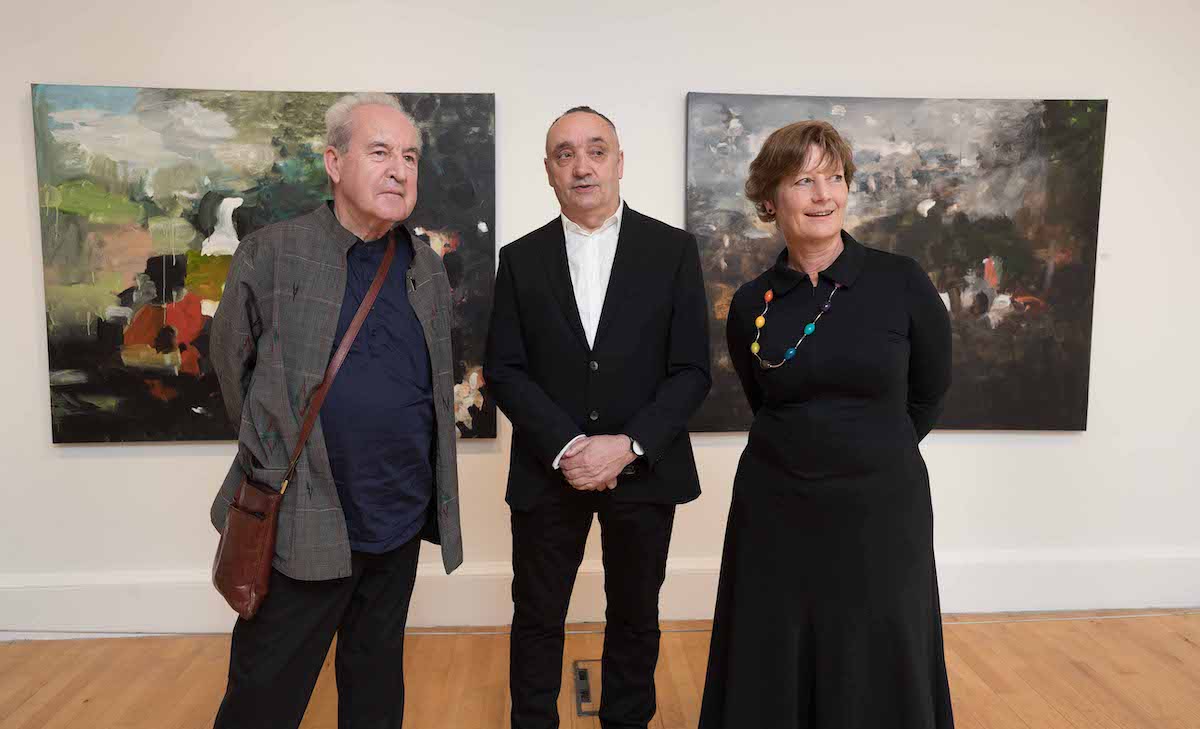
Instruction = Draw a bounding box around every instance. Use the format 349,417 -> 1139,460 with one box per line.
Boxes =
755,316 -> 766,329
764,289 -> 774,303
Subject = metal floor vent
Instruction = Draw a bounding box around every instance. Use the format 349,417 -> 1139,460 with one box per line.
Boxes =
572,659 -> 602,716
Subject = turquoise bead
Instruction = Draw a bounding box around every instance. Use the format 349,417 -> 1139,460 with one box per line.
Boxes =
804,322 -> 816,336
784,348 -> 797,360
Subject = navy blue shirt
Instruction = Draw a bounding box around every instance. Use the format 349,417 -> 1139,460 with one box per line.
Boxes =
322,227 -> 435,554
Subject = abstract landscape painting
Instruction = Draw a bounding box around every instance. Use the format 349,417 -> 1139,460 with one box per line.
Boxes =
687,92 -> 1106,431
33,84 -> 496,442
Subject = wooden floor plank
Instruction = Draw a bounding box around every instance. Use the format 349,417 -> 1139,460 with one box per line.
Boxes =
943,625 -> 1078,729
1077,618 -> 1200,726
2,639 -> 112,729
0,639 -> 84,723
0,611 -> 1196,729
993,621 -> 1128,729
1024,620 -> 1156,729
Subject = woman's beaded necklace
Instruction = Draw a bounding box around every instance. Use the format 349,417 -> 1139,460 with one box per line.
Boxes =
750,282 -> 841,370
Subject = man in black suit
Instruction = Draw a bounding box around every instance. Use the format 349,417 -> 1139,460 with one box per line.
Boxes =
485,107 -> 711,729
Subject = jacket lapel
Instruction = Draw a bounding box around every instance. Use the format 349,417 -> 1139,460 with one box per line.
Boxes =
407,231 -> 436,332
539,219 -> 590,351
592,203 -> 639,350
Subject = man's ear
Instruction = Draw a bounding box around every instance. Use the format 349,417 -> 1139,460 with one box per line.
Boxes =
324,146 -> 341,186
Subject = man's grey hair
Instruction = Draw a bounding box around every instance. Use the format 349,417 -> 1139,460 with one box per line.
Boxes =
324,92 -> 421,153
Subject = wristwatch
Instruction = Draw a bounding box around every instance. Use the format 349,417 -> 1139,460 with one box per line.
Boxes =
623,435 -> 641,476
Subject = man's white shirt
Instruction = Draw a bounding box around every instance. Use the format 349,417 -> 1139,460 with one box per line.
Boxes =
552,201 -> 644,469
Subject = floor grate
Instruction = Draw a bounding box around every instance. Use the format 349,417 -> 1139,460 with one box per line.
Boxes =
572,659 -> 602,716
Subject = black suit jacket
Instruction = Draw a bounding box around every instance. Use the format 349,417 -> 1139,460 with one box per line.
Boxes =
485,204 -> 712,510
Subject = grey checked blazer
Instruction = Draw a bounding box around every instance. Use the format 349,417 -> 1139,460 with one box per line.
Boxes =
209,203 -> 462,580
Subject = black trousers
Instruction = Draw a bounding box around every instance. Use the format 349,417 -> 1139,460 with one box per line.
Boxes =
213,534 -> 421,729
510,488 -> 676,729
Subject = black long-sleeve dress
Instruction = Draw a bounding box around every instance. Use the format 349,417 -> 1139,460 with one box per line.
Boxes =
698,231 -> 955,729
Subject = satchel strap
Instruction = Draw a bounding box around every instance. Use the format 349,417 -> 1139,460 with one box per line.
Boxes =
280,228 -> 397,494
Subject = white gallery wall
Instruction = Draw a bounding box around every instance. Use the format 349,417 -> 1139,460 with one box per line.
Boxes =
1,0 -> 1197,637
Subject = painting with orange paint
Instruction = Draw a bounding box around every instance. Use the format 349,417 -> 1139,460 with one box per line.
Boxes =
687,93 -> 1106,430
34,85 -> 495,442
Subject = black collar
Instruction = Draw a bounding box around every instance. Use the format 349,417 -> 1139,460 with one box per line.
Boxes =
767,230 -> 866,297
356,223 -> 412,251
316,201 -> 410,255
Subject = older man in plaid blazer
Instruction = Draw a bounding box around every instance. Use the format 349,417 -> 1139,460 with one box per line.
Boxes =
208,92 -> 462,729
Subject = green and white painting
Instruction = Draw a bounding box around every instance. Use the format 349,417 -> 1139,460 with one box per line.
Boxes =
33,84 -> 496,442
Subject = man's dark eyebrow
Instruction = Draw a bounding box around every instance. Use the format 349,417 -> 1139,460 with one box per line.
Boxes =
552,137 -> 611,154
364,139 -> 421,158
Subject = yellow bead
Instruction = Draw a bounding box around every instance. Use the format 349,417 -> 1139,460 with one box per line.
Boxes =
750,342 -> 760,355
755,316 -> 766,329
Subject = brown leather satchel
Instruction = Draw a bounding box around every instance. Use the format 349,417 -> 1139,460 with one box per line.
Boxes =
212,230 -> 397,620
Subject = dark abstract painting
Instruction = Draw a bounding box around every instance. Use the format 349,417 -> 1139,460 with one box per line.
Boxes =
33,85 -> 496,442
687,92 -> 1106,431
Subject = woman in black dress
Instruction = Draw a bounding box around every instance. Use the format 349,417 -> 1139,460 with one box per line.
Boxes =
698,120 -> 955,729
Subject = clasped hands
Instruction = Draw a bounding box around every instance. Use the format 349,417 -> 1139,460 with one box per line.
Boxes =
560,434 -> 636,492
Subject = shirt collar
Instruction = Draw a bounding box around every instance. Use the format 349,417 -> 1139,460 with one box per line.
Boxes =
561,199 -> 624,238
767,230 -> 866,297
355,222 -> 412,252
318,201 -> 411,255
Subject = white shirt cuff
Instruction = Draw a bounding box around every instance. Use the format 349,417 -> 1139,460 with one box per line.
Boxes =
553,435 -> 587,470
630,438 -> 644,457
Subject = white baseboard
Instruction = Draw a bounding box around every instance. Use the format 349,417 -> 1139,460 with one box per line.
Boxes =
3,549 -> 1198,640
935,547 -> 1200,613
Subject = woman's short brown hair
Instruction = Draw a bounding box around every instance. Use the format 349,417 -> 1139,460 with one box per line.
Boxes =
745,120 -> 856,223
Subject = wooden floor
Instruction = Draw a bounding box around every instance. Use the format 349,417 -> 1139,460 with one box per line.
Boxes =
2,610 -> 1199,728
